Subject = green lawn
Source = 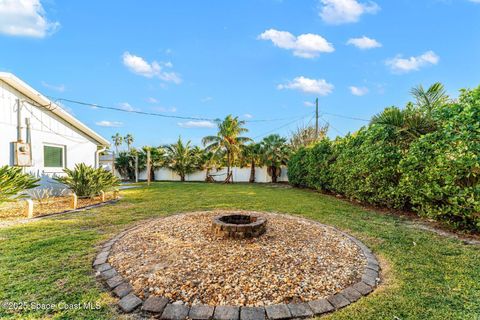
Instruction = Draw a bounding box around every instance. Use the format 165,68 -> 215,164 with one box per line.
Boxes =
0,182 -> 479,319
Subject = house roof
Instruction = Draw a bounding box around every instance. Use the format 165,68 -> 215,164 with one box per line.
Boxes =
0,72 -> 110,146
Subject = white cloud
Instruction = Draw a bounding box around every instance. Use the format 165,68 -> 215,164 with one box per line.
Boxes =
243,113 -> 253,119
319,0 -> 380,25
386,51 -> 439,74
147,97 -> 158,103
0,0 -> 59,38
178,120 -> 215,128
96,120 -> 123,127
349,86 -> 369,96
118,102 -> 140,112
258,29 -> 334,58
304,101 -> 316,107
41,81 -> 65,92
347,36 -> 381,49
122,52 -> 182,84
278,76 -> 334,95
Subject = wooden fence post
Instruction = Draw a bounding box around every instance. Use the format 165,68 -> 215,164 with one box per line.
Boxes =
24,199 -> 34,218
71,193 -> 78,209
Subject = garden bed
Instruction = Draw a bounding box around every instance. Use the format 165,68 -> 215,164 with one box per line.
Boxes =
0,193 -> 116,219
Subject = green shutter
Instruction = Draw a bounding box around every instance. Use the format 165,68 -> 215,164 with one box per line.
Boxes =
44,146 -> 63,167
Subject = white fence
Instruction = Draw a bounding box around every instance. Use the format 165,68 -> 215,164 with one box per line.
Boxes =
136,166 -> 289,183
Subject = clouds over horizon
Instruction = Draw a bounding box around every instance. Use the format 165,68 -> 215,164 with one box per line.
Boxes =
96,120 -> 123,127
349,86 -> 369,96
347,36 -> 381,49
122,52 -> 181,84
278,76 -> 334,95
319,0 -> 380,25
258,29 -> 334,58
0,0 -> 59,38
178,120 -> 215,128
386,51 -> 439,73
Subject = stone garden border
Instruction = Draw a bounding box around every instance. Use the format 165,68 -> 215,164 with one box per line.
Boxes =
93,211 -> 381,320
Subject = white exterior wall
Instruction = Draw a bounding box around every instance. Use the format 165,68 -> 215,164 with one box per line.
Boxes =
0,80 -> 99,187
135,166 -> 289,183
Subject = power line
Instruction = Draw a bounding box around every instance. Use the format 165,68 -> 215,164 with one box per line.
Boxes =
52,97 -> 216,121
49,96 -> 306,123
321,112 -> 369,122
319,116 -> 344,136
253,112 -> 313,140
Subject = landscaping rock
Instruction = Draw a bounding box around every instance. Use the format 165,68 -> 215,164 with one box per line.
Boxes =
264,304 -> 291,320
308,299 -> 334,315
327,294 -> 350,309
161,303 -> 190,320
113,282 -> 133,298
240,307 -> 265,320
106,275 -> 123,289
352,282 -> 373,296
95,263 -> 112,273
143,296 -> 169,313
100,268 -> 117,280
214,306 -> 239,320
341,287 -> 362,302
189,305 -> 215,320
118,293 -> 142,313
287,303 -> 313,318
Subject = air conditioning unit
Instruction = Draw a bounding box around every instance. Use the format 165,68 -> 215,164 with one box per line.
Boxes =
13,142 -> 32,166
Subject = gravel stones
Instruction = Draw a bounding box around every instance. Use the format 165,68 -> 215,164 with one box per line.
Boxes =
93,210 -> 381,319
109,211 -> 366,306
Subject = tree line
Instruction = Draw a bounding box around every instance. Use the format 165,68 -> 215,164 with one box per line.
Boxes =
111,115 -> 317,183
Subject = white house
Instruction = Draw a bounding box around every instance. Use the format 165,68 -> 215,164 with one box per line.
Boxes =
0,72 -> 109,187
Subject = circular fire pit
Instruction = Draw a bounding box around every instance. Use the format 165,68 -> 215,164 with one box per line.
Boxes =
212,213 -> 267,239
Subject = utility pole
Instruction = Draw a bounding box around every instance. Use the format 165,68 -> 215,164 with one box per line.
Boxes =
315,97 -> 319,138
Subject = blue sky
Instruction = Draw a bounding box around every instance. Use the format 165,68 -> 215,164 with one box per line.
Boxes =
1,0 -> 479,149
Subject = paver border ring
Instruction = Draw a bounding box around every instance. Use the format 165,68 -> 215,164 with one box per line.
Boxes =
93,211 -> 381,319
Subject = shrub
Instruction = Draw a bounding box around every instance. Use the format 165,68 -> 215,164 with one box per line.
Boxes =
55,163 -> 119,198
329,125 -> 406,208
0,165 -> 39,203
305,139 -> 333,191
287,147 -> 309,187
399,87 -> 480,230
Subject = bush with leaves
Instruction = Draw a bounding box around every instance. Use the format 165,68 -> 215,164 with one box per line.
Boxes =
287,147 -> 309,187
330,126 -> 406,208
55,163 -> 119,198
399,87 -> 480,230
306,139 -> 334,192
0,166 -> 39,203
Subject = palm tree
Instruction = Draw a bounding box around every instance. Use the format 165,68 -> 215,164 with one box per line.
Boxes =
164,137 -> 199,181
370,83 -> 449,141
124,134 -> 134,151
140,146 -> 165,181
241,143 -> 262,183
111,133 -> 123,154
260,134 -> 290,183
202,115 -> 251,183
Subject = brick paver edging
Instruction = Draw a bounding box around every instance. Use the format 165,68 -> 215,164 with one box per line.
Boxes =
93,211 -> 381,319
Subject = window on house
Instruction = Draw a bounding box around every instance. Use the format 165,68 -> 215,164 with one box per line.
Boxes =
44,145 -> 64,168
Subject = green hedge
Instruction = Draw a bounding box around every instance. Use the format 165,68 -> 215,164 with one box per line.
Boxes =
288,86 -> 480,231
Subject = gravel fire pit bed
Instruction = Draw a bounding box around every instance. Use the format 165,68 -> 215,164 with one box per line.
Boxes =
94,211 -> 380,318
